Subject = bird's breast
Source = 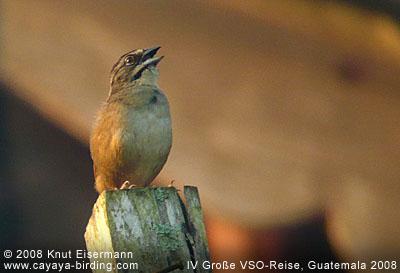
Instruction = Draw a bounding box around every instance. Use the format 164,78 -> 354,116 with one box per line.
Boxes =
119,91 -> 172,184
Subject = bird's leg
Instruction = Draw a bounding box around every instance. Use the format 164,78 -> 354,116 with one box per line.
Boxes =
168,180 -> 175,187
120,181 -> 137,189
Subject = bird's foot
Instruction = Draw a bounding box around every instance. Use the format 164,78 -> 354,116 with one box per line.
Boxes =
168,180 -> 180,191
120,181 -> 137,189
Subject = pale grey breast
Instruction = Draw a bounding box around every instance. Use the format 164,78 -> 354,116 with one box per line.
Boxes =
121,88 -> 172,186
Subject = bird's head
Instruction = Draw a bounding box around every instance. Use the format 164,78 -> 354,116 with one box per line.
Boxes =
109,46 -> 163,95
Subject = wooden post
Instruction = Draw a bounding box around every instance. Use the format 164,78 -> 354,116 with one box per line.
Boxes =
84,186 -> 212,273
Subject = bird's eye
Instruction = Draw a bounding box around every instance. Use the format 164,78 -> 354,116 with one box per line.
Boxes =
124,56 -> 135,65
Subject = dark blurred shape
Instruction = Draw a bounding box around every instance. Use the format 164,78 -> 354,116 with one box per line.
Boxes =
0,85 -> 97,252
0,89 -> 21,248
328,0 -> 400,21
337,57 -> 367,84
284,216 -> 344,273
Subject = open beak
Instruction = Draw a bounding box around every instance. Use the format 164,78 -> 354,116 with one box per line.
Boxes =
142,46 -> 163,67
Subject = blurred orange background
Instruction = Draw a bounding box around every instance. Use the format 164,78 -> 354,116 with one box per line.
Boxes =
1,1 -> 400,272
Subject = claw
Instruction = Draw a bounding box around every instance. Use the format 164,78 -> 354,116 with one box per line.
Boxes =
120,181 -> 136,189
128,183 -> 137,189
168,180 -> 175,187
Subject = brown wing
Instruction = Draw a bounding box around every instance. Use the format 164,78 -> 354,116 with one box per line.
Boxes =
90,102 -> 127,193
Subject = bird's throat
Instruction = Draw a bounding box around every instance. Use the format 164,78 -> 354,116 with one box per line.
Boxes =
134,67 -> 159,87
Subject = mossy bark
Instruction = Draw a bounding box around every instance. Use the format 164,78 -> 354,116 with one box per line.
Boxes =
85,186 -> 212,273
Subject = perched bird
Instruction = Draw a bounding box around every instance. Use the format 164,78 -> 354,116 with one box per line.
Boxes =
90,46 -> 172,194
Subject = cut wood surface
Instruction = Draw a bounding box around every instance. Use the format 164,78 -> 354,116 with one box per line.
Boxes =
85,186 -> 211,273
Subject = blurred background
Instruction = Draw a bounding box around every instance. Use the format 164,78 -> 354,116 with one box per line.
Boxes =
1,0 -> 400,272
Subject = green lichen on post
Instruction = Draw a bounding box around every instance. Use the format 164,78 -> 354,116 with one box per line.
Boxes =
155,187 -> 170,201
105,189 -> 170,271
85,186 -> 211,273
184,186 -> 211,272
153,223 -> 184,252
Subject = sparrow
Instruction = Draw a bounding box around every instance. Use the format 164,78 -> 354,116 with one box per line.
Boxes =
90,46 -> 172,194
